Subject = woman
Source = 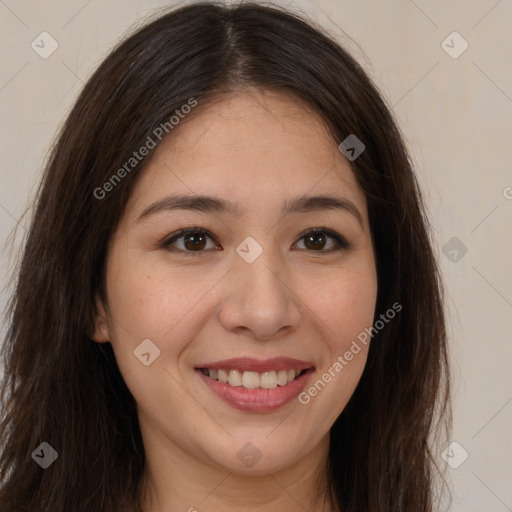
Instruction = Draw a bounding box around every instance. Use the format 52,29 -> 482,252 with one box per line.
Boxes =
0,2 -> 451,511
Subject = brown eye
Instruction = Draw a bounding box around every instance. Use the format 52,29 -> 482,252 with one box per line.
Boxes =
182,232 -> 207,251
294,228 -> 349,252
304,232 -> 327,250
162,228 -> 219,254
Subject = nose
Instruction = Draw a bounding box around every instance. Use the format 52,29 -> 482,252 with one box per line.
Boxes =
217,249 -> 302,340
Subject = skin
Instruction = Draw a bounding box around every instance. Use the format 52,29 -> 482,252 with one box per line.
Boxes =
93,89 -> 378,512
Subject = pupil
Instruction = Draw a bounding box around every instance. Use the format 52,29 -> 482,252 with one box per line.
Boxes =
306,233 -> 325,250
185,233 -> 206,251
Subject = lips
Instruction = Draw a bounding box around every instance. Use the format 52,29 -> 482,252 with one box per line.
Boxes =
195,357 -> 315,412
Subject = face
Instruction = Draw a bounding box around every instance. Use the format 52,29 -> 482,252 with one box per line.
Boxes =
93,89 -> 377,477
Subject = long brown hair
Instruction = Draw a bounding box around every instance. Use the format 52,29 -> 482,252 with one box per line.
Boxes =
0,2 -> 451,511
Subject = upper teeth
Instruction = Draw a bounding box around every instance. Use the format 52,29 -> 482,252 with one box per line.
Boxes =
201,368 -> 303,389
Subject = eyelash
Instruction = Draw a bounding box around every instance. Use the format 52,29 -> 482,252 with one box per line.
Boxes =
160,226 -> 350,255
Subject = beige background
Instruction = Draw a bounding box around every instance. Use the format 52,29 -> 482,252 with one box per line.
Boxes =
0,0 -> 511,510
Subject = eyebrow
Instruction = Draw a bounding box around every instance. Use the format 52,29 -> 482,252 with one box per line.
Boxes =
136,193 -> 364,227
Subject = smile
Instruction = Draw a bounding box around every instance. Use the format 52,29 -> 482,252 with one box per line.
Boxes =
195,357 -> 315,412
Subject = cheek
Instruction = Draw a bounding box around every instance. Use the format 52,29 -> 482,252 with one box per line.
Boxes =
107,249 -> 195,333
104,251 -> 228,378
306,264 -> 378,349
296,269 -> 376,426
104,254 -> 193,370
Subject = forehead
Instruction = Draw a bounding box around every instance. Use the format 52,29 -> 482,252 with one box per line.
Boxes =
124,89 -> 366,221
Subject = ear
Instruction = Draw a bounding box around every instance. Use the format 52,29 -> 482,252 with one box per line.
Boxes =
91,291 -> 111,343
